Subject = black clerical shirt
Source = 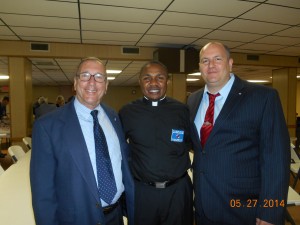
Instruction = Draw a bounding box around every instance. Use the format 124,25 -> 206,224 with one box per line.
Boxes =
119,97 -> 191,182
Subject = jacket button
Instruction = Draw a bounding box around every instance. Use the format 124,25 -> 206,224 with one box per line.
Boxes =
96,203 -> 100,208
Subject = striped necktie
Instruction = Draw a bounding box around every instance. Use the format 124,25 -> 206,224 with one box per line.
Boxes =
200,93 -> 220,148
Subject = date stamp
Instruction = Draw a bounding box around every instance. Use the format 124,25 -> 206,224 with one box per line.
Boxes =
230,199 -> 285,208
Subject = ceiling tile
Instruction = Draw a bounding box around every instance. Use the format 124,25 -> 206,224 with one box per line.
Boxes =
148,24 -> 212,38
157,12 -> 232,28
254,36 -> 300,45
81,4 -> 162,23
240,4 -> 300,25
82,20 -> 150,33
220,19 -> 290,34
1,14 -> 79,30
1,0 -> 78,17
204,30 -> 264,42
275,27 -> 300,38
80,0 -> 172,10
168,0 -> 259,17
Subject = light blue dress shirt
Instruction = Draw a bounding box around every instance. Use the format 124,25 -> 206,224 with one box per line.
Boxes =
194,73 -> 235,139
74,98 -> 124,206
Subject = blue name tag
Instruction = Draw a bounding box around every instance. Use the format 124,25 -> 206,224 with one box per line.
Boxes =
171,129 -> 184,142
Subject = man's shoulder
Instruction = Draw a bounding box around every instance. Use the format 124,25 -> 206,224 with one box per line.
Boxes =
119,98 -> 143,111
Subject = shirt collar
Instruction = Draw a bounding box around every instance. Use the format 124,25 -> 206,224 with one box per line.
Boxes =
74,97 -> 102,121
143,95 -> 167,106
204,73 -> 235,98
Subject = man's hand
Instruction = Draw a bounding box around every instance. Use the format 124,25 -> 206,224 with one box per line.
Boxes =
256,218 -> 274,225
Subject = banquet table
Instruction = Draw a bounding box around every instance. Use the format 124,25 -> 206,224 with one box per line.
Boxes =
0,151 -> 35,225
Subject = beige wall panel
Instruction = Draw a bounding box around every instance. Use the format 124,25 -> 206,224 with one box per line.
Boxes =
272,68 -> 297,137
9,57 -> 30,140
0,41 -> 155,61
170,73 -> 187,103
297,80 -> 300,116
103,86 -> 142,112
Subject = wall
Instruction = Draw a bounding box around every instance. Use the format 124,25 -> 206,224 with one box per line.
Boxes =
29,79 -> 300,116
32,85 -> 143,112
33,86 -> 74,104
297,80 -> 300,116
103,86 -> 142,112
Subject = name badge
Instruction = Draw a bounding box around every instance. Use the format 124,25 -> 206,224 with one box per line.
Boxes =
171,129 -> 184,142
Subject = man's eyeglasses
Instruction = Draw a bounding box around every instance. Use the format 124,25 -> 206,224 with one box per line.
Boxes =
77,72 -> 106,83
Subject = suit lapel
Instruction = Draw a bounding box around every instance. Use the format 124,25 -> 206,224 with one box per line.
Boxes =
190,89 -> 204,120
60,102 -> 99,201
208,76 -> 246,140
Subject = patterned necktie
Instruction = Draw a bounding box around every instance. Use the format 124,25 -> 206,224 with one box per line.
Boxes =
200,93 -> 220,148
91,110 -> 117,204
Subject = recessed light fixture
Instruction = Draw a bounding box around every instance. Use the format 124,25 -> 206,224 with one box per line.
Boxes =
247,80 -> 269,83
0,75 -> 9,80
107,70 -> 121,74
297,75 -> 300,79
186,78 -> 199,82
107,77 -> 115,80
188,72 -> 201,76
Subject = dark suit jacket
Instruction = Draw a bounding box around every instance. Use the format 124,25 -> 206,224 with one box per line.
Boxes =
187,75 -> 290,225
30,99 -> 134,225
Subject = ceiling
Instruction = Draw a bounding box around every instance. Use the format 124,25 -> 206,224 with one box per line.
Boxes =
0,0 -> 300,87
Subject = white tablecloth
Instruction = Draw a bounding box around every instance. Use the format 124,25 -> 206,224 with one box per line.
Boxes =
0,151 -> 35,225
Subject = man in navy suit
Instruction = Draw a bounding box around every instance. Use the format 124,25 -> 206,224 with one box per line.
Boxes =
30,57 -> 134,225
187,42 -> 290,225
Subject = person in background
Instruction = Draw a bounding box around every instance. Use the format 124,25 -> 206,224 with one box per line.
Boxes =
55,95 -> 65,107
0,96 -> 9,119
119,61 -> 193,225
34,96 -> 57,119
187,42 -> 290,225
30,57 -> 134,225
32,97 -> 41,116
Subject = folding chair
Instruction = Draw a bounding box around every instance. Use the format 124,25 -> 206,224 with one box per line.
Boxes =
22,137 -> 32,150
8,145 -> 26,163
290,143 -> 300,187
286,186 -> 300,225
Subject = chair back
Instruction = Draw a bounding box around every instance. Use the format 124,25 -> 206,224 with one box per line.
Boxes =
8,145 -> 26,163
22,137 -> 32,150
291,144 -> 300,163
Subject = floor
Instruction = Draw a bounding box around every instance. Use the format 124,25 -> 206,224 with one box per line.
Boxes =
0,146 -> 299,224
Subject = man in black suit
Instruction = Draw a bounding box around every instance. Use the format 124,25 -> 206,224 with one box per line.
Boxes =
187,42 -> 290,225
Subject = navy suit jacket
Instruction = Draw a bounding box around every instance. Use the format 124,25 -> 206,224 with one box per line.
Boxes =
187,75 -> 290,225
30,99 -> 134,225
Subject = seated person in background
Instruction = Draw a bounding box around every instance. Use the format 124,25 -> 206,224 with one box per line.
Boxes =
56,95 -> 65,107
0,96 -> 9,119
35,96 -> 57,119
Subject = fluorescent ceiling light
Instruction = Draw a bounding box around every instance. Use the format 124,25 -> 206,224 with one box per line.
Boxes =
107,77 -> 115,80
188,72 -> 201,76
186,78 -> 199,82
247,80 -> 269,83
107,70 -> 121,74
0,75 -> 9,80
